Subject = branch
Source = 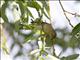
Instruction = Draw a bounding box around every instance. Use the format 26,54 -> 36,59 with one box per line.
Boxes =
65,10 -> 80,17
59,0 -> 74,28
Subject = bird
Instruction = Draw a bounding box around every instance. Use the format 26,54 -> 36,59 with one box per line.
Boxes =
31,20 -> 56,56
41,22 -> 56,40
41,22 -> 57,56
31,19 -> 56,40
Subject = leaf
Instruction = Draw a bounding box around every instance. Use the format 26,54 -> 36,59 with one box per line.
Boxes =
17,1 -> 25,18
70,23 -> 80,48
72,23 -> 80,35
27,1 -> 41,11
1,2 -> 8,22
16,0 -> 26,2
26,8 -> 34,18
43,10 -> 50,19
39,1 -> 50,20
45,3 -> 50,16
14,21 -> 21,31
23,24 -> 35,30
41,1 -> 50,16
24,32 -> 35,43
68,38 -> 79,48
61,54 -> 79,60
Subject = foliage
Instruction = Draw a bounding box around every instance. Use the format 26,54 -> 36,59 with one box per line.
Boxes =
61,54 -> 79,60
0,0 -> 80,60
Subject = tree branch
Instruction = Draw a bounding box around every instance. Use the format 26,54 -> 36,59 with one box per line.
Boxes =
65,10 -> 80,17
59,0 -> 74,28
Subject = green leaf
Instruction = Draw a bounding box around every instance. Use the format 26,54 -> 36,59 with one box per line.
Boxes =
27,2 -> 41,11
41,1 -> 50,16
16,0 -> 26,2
23,29 -> 40,43
9,21 -> 22,32
61,54 -> 79,60
68,38 -> 79,48
14,21 -> 21,31
70,23 -> 80,48
43,10 -> 50,19
33,18 -> 43,24
45,3 -> 50,16
72,23 -> 80,35
24,32 -> 35,43
1,2 -> 8,22
26,8 -> 34,18
21,17 -> 28,23
26,0 -> 36,1
22,24 -> 35,30
17,1 -> 25,18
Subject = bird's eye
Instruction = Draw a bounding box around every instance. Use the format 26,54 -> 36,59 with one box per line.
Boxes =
13,5 -> 18,11
16,7 -> 18,11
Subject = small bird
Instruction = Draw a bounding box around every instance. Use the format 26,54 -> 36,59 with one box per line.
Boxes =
31,20 -> 56,56
41,22 -> 56,56
41,22 -> 56,40
31,19 -> 56,40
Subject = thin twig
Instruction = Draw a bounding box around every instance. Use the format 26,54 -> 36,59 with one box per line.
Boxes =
65,10 -> 80,17
59,0 -> 74,28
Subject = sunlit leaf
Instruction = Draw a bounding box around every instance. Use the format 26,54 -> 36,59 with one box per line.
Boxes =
16,0 -> 25,2
22,24 -> 35,30
17,1 -> 25,18
24,32 -> 36,43
26,8 -> 34,18
43,10 -> 50,19
41,1 -> 50,16
27,1 -> 41,11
